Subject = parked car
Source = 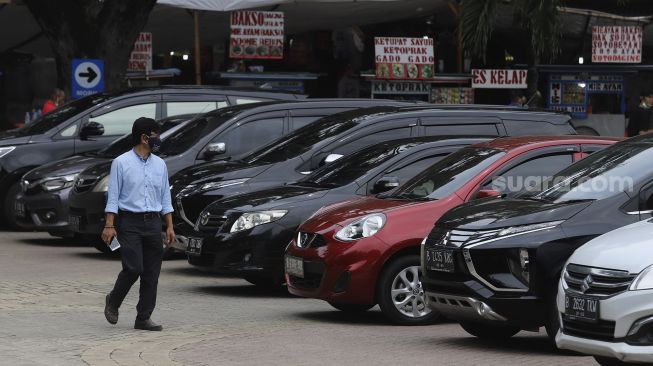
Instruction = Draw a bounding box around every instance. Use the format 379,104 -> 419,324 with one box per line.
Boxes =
286,136 -> 617,325
0,85 -> 304,227
555,219 -> 653,365
14,114 -> 193,239
171,106 -> 577,248
67,99 -> 410,251
187,136 -> 492,287
421,134 -> 653,343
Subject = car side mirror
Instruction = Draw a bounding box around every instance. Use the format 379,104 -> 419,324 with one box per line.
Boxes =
203,142 -> 226,159
373,176 -> 400,194
319,153 -> 343,167
476,188 -> 502,199
80,121 -> 105,140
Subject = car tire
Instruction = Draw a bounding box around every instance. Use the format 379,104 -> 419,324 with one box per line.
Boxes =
376,255 -> 440,326
460,322 -> 520,339
593,356 -> 631,366
2,181 -> 22,230
328,302 -> 374,313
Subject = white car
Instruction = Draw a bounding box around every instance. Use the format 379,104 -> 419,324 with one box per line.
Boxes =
556,219 -> 653,365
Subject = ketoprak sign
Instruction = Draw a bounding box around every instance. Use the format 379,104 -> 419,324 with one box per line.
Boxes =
374,37 -> 435,80
472,69 -> 528,89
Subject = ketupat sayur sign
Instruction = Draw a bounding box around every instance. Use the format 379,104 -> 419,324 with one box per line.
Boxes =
127,32 -> 152,72
230,10 -> 284,60
592,26 -> 642,63
374,37 -> 435,80
471,69 -> 528,89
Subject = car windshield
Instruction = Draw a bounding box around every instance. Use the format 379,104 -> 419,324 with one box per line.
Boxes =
298,140 -> 421,188
386,147 -> 505,200
96,117 -> 189,158
518,142 -> 653,203
15,94 -> 112,136
157,107 -> 244,156
243,107 -> 395,165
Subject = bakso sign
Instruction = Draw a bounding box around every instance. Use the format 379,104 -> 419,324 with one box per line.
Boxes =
230,10 -> 284,60
592,26 -> 642,63
127,32 -> 152,72
471,69 -> 528,89
374,37 -> 435,80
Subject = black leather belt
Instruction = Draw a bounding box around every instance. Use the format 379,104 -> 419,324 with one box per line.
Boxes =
119,210 -> 160,219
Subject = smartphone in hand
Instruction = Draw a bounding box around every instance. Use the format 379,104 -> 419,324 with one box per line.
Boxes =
109,237 -> 121,251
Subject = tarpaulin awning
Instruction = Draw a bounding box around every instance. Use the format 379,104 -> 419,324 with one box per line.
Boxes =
157,0 -> 401,12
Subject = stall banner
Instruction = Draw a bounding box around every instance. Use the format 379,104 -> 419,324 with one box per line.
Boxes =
592,26 -> 642,63
471,69 -> 527,89
374,37 -> 435,80
372,80 -> 431,95
230,10 -> 284,59
127,32 -> 152,72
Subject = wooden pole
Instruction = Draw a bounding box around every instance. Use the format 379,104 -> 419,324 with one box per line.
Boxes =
447,1 -> 462,73
194,10 -> 202,85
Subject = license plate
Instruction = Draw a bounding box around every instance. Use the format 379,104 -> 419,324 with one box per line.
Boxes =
285,255 -> 304,278
69,215 -> 81,232
14,201 -> 25,217
425,249 -> 455,273
565,292 -> 600,321
187,237 -> 203,256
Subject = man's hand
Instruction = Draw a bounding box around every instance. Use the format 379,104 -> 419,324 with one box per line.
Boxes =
102,227 -> 117,245
165,226 -> 176,247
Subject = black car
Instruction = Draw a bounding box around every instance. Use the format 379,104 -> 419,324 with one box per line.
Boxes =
421,134 -> 653,344
187,136 -> 492,285
14,114 -> 193,239
67,99 -> 412,251
0,85 -> 303,227
170,106 -> 576,245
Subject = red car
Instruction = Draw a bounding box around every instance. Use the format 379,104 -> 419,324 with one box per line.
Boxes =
285,136 -> 619,325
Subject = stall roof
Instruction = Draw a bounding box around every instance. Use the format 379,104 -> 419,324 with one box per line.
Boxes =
537,65 -> 653,73
157,0 -> 407,12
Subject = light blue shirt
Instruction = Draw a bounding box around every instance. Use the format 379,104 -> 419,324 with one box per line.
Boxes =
105,149 -> 173,215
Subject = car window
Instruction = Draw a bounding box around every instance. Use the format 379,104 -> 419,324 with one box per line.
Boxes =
166,101 -> 228,116
331,127 -> 412,156
483,153 -> 574,194
89,103 -> 156,136
292,116 -> 325,130
424,124 -> 500,136
59,123 -> 78,137
387,154 -> 448,181
212,118 -> 285,157
638,182 -> 653,213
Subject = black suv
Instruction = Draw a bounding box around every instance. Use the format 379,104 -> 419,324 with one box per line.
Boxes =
172,106 -> 576,247
0,85 -> 303,226
421,134 -> 653,345
67,99 -> 411,251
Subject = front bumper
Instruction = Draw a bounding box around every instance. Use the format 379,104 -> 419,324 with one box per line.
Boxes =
15,189 -> 72,233
68,191 -> 107,235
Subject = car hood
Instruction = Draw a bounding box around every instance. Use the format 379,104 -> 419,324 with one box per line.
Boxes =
305,195 -> 421,226
0,133 -> 31,146
439,197 -> 593,230
24,155 -> 108,181
569,219 -> 653,273
81,160 -> 112,177
206,185 -> 330,213
171,161 -> 272,196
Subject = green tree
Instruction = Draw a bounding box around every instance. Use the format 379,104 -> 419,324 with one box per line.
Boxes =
23,0 -> 157,93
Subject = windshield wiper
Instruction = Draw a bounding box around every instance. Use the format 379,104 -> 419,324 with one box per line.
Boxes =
520,196 -> 551,203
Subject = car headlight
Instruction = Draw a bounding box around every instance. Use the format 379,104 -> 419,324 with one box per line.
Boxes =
230,210 -> 288,233
199,178 -> 249,193
39,174 -> 79,192
630,264 -> 653,291
335,213 -> 386,242
0,146 -> 16,159
92,175 -> 109,192
497,221 -> 564,238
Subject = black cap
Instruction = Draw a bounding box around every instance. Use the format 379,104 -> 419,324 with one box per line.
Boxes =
131,117 -> 159,146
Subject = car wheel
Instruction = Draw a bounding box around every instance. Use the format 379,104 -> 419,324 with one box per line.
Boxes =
377,255 -> 440,325
2,181 -> 22,230
328,302 -> 374,313
460,322 -> 520,339
593,357 -> 632,366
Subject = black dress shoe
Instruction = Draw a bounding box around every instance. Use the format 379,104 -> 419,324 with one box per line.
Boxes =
104,294 -> 118,325
134,318 -> 163,331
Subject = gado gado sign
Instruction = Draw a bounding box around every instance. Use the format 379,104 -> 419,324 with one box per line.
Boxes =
374,37 -> 435,80
592,26 -> 642,63
128,32 -> 152,72
472,69 -> 528,89
230,11 -> 284,59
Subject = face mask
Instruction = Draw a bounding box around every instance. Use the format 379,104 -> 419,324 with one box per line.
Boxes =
146,136 -> 162,153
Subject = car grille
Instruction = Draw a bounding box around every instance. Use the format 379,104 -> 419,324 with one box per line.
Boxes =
426,227 -> 501,248
197,214 -> 229,232
296,232 -> 327,248
562,315 -> 616,342
74,175 -> 99,193
563,264 -> 636,298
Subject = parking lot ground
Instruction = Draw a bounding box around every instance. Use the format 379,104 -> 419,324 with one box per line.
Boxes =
0,230 -> 597,366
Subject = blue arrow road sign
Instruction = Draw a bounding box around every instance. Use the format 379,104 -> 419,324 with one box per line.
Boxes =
72,59 -> 104,99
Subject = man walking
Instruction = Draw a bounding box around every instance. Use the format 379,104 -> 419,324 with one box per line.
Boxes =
628,91 -> 653,137
102,117 -> 176,331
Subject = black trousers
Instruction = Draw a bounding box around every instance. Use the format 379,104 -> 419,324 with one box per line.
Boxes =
108,212 -> 163,321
